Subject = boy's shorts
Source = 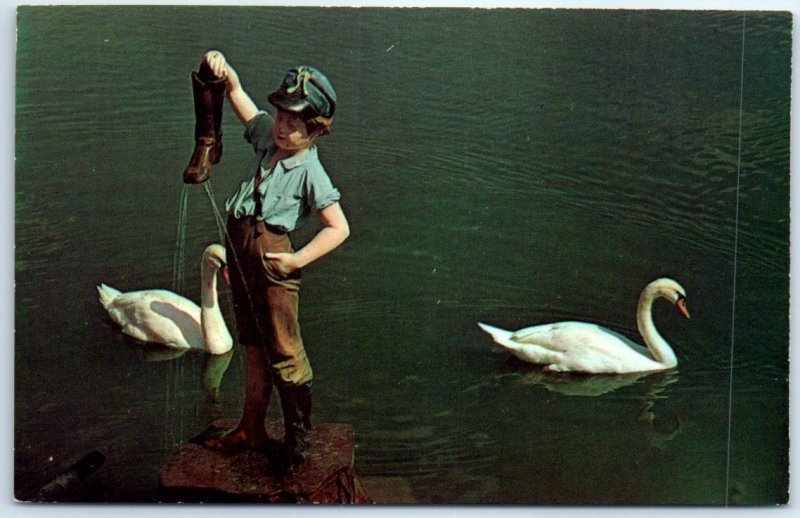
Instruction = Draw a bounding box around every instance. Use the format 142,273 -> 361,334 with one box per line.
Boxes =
225,215 -> 312,387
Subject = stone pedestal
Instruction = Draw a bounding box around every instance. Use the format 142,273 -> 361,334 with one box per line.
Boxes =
159,419 -> 370,503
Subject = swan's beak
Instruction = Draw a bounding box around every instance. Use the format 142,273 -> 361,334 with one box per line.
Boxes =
676,297 -> 690,319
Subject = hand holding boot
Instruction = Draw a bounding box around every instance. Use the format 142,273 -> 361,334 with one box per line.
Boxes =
204,51 -> 237,86
204,51 -> 260,126
182,52 -> 228,184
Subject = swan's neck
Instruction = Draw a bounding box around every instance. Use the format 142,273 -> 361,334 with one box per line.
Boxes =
201,264 -> 232,355
636,288 -> 678,368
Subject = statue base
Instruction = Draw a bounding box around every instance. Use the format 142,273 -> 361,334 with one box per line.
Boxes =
159,419 -> 370,503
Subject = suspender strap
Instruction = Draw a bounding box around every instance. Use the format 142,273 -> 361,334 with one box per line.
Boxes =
254,149 -> 269,221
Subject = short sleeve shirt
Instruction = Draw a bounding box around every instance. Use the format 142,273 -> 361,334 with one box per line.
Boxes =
225,111 -> 341,233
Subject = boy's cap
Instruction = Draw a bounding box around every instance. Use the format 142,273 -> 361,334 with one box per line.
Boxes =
268,66 -> 336,119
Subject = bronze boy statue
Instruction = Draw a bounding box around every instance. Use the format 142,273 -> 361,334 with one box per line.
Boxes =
187,50 -> 349,473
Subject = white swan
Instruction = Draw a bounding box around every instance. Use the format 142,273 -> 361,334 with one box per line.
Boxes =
97,244 -> 233,355
478,278 -> 690,374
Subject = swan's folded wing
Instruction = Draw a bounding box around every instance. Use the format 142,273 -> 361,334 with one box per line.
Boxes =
511,322 -> 631,353
510,322 -> 592,351
110,291 -> 201,348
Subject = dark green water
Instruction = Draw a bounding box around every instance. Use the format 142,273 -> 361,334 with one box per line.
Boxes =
15,7 -> 790,504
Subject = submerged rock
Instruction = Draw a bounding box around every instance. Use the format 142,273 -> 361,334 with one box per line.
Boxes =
33,451 -> 105,502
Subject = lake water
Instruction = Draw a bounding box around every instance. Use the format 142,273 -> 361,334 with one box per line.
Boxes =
14,7 -> 790,504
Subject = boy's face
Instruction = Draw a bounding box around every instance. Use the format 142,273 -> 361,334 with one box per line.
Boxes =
273,110 -> 313,152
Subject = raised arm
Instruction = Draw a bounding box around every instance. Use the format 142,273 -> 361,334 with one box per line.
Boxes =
204,50 -> 259,125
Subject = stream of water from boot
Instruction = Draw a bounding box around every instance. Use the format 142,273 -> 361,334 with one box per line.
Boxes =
161,184 -> 191,448
172,185 -> 190,294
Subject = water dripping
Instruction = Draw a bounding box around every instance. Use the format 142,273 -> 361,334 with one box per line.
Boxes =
172,184 -> 190,294
161,184 -> 192,449
203,180 -> 227,243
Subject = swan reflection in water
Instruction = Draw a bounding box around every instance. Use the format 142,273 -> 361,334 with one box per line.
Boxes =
475,277 -> 689,448
512,365 -> 685,449
130,344 -> 235,405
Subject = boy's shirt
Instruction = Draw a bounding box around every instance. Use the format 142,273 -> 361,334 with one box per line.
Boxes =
225,111 -> 341,233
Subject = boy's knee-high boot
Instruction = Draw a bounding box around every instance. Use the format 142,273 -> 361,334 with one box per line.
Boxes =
183,67 -> 226,184
279,382 -> 312,471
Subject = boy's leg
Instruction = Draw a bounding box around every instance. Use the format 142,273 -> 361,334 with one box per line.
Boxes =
278,381 -> 312,471
205,218 -> 282,451
204,345 -> 272,450
265,281 -> 312,385
240,345 -> 273,436
263,281 -> 314,470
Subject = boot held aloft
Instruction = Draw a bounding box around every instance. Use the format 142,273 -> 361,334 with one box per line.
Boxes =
279,382 -> 312,473
183,70 -> 226,184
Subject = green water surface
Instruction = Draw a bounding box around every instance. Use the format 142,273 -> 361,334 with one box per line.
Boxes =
15,7 -> 790,504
